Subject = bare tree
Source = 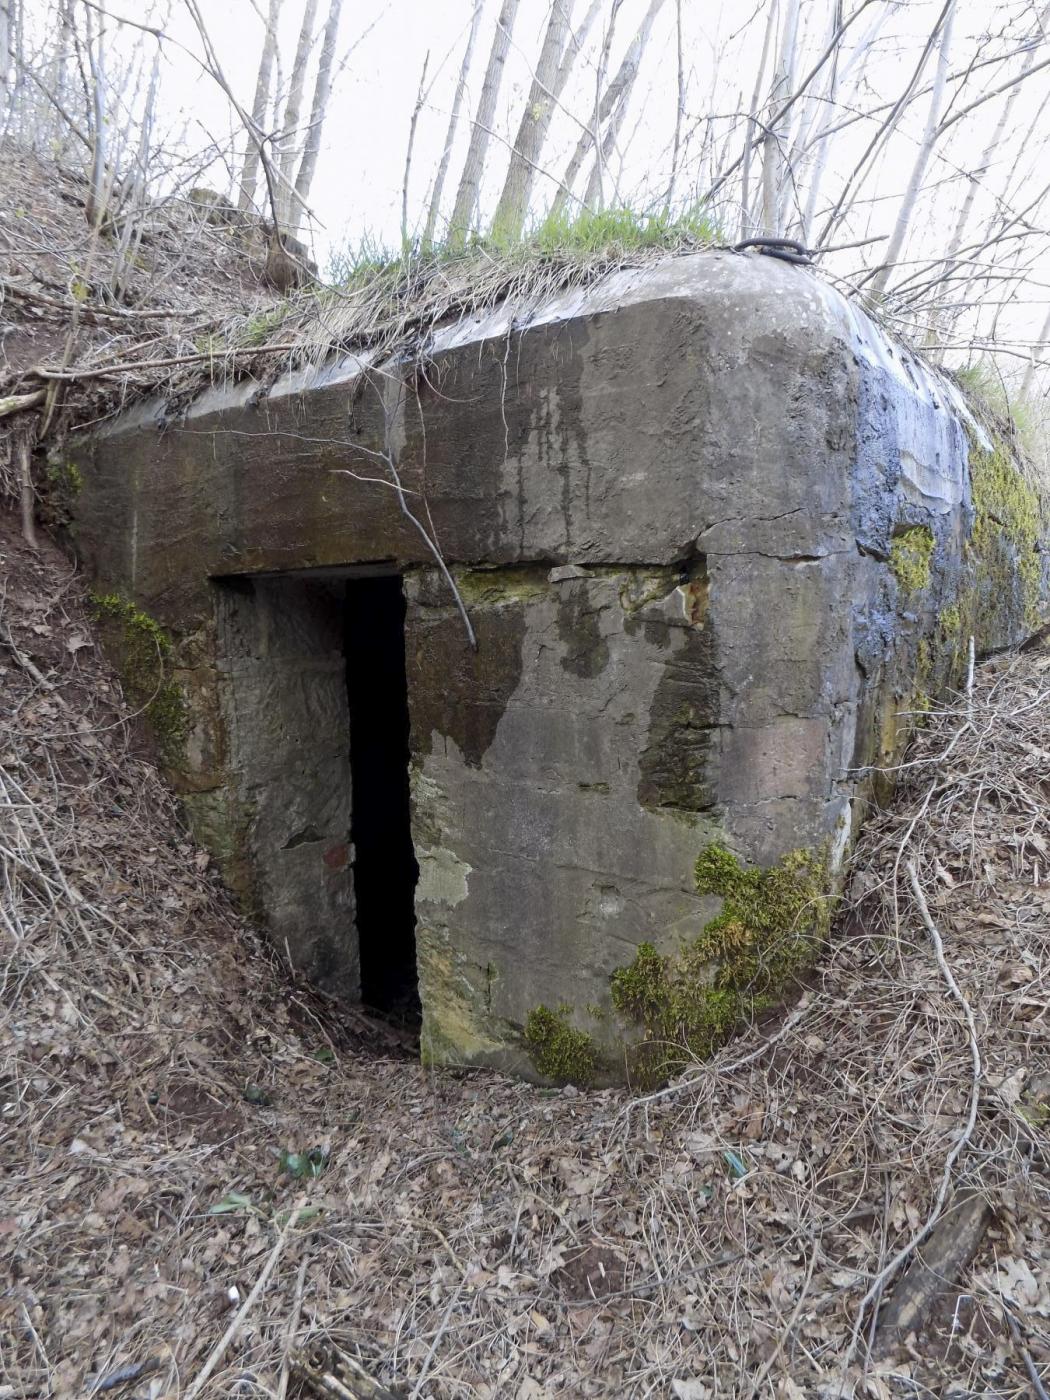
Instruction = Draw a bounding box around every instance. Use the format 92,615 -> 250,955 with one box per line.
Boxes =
0,0 -> 12,120
581,0 -> 665,210
549,0 -> 665,219
238,0 -> 283,213
868,0 -> 957,297
423,0 -> 484,250
291,0 -> 342,233
82,0 -> 107,228
448,0 -> 522,249
492,0 -> 574,242
276,0 -> 319,229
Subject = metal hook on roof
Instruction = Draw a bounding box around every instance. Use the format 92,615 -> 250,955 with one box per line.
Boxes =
732,237 -> 813,266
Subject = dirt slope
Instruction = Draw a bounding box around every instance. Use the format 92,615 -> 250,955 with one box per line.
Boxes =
1,514 -> 1048,1399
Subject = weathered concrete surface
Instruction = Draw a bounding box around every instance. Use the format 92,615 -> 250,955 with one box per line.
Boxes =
70,251 -> 1048,1080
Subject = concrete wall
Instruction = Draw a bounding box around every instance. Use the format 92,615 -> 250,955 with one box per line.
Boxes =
69,252 -> 1046,1081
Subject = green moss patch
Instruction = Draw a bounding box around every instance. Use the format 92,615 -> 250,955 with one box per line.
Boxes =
90,593 -> 188,764
889,526 -> 935,596
969,436 -> 1044,632
611,844 -> 831,1084
524,1005 -> 601,1085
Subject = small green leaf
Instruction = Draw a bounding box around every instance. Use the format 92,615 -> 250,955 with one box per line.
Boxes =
279,1146 -> 329,1179
208,1189 -> 256,1215
314,1047 -> 335,1064
276,1203 -> 323,1227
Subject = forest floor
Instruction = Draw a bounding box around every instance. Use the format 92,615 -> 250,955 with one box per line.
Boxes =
1,149 -> 1049,1400
1,516 -> 1049,1400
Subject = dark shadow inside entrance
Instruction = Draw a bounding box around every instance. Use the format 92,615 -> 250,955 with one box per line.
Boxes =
344,575 -> 420,1021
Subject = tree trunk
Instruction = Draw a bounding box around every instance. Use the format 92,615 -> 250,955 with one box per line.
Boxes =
83,1 -> 107,229
447,0 -> 522,249
739,0 -> 777,240
238,0 -> 283,213
291,0 -> 342,232
758,0 -> 801,237
587,0 -> 623,212
423,0 -> 484,250
869,0 -> 957,297
663,0 -> 684,213
0,0 -> 11,120
491,0 -> 573,243
277,0 -> 319,230
553,0 -> 665,219
932,0 -> 1049,344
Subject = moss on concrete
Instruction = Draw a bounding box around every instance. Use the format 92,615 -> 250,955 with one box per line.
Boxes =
611,843 -> 831,1084
938,602 -> 962,640
890,525 -> 935,595
90,592 -> 188,764
524,1005 -> 601,1085
969,435 -> 1044,631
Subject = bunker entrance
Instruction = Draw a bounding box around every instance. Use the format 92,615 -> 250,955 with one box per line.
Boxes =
344,575 -> 420,1022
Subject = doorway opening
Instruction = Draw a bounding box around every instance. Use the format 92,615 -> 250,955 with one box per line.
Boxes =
344,574 -> 420,1022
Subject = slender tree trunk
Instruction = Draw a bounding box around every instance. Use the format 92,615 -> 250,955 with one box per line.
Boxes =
401,51 -> 429,250
759,0 -> 800,236
555,0 -> 602,93
941,4 -> 1048,279
277,0 -> 319,229
588,0 -> 622,213
1022,303 -> 1050,399
869,0 -> 957,297
238,0 -> 283,213
491,0 -> 573,243
0,0 -> 11,122
551,0 -> 665,220
448,0 -> 522,249
291,0 -> 342,232
739,0 -> 777,239
83,2 -> 107,229
423,0 -> 483,250
663,0 -> 684,213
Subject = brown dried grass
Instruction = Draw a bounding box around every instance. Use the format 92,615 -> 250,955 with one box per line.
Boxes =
1,516 -> 1048,1399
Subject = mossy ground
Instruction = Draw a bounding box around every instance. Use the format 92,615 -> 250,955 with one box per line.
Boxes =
610,844 -> 831,1085
90,593 -> 187,765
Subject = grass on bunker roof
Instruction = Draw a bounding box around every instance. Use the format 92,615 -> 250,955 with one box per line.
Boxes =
1,509 -> 1049,1399
1,160 -> 722,424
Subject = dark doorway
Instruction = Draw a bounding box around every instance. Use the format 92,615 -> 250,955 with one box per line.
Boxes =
344,575 -> 420,1020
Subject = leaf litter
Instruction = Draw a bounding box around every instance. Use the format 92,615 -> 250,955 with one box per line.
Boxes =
1,515 -> 1048,1398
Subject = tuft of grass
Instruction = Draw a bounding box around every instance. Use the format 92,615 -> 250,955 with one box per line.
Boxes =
325,202 -> 718,290
954,359 -> 1046,472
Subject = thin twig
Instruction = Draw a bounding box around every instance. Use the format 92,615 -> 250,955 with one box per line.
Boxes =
184,1202 -> 306,1400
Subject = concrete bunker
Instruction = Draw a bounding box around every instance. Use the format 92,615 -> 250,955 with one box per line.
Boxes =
69,252 -> 1048,1084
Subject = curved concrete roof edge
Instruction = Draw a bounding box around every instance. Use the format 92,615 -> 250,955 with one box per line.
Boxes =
97,249 -> 988,450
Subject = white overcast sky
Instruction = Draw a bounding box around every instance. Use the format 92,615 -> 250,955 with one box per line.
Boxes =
89,0 -> 1050,371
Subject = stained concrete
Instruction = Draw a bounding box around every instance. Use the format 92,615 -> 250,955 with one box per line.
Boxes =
69,251 -> 1047,1079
